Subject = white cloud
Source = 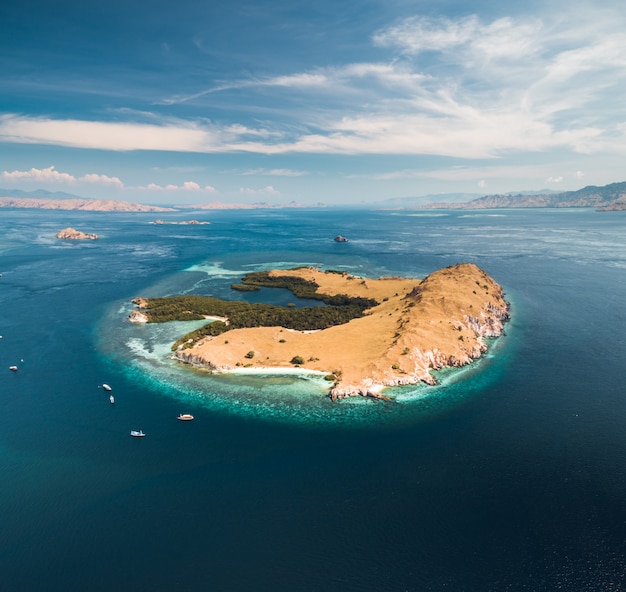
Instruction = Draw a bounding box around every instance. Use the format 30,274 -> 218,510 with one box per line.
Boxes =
137,181 -> 216,192
374,15 -> 481,54
242,168 -> 306,177
2,9 -> 626,163
1,165 -> 124,188
546,176 -> 564,183
265,169 -> 306,177
0,115 -> 217,152
2,165 -> 76,183
239,186 -> 280,195
265,73 -> 329,88
181,181 -> 200,190
79,173 -> 124,188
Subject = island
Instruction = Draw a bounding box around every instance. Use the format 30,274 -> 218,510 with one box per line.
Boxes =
56,227 -> 99,240
128,263 -> 510,401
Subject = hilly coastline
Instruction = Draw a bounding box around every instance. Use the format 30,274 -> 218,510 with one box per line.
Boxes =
0,189 -> 323,212
418,181 -> 626,211
0,193 -> 175,212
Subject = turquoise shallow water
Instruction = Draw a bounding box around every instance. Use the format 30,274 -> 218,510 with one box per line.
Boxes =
1,207 -> 625,591
95,257 -> 515,428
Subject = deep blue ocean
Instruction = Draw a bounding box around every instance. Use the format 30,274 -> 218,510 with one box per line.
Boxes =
1,207 -> 625,591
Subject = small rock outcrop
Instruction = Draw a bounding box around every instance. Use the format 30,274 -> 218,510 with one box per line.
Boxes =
334,235 -> 349,242
56,227 -> 98,240
128,310 -> 149,323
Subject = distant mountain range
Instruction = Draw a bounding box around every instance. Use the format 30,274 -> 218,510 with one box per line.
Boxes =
0,189 -> 324,212
0,189 -> 175,212
2,183 -> 626,211
418,182 -> 626,211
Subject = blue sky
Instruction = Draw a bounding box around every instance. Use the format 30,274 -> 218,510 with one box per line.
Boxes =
1,0 -> 625,205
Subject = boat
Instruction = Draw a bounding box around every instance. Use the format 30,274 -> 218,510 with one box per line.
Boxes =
9,365 -> 18,371
109,395 -> 115,404
334,235 -> 349,242
130,430 -> 145,437
102,383 -> 112,391
177,414 -> 194,421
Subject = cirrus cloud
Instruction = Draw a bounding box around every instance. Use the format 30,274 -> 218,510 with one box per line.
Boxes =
2,9 -> 626,164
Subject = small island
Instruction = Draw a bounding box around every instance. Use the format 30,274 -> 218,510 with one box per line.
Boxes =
129,263 -> 510,401
56,227 -> 98,240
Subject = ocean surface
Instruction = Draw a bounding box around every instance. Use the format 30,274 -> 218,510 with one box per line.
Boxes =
0,207 -> 625,591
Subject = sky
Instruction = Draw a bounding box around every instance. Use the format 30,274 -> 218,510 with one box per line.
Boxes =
1,0 -> 626,205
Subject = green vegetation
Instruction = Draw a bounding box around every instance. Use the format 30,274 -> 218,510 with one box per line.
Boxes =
230,283 -> 260,292
139,269 -> 380,351
233,270 -> 377,309
290,356 -> 305,365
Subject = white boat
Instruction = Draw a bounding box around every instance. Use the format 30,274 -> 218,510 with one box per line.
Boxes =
9,365 -> 18,371
102,383 -> 112,391
109,395 -> 115,404
177,414 -> 194,421
130,430 -> 145,437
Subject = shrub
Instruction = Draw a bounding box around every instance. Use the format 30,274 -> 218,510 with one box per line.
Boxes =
230,283 -> 260,292
245,350 -> 255,359
290,355 -> 305,365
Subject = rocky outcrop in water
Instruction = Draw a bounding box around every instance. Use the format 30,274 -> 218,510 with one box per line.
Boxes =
56,227 -> 98,240
128,310 -> 149,323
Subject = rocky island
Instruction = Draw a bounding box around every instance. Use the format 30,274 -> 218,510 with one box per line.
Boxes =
56,227 -> 99,240
129,263 -> 509,401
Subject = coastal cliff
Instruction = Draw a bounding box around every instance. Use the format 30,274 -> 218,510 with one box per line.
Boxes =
159,264 -> 510,400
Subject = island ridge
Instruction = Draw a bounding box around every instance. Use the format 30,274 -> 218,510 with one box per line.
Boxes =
130,263 -> 510,400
